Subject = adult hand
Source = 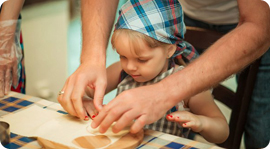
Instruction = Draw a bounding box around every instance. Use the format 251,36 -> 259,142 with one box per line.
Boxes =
58,61 -> 107,120
0,20 -> 22,97
91,82 -> 176,134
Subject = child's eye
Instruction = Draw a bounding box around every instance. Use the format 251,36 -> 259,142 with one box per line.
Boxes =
138,59 -> 148,63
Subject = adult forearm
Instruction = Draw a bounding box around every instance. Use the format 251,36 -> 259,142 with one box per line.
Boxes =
161,3 -> 270,108
80,0 -> 119,64
0,0 -> 25,21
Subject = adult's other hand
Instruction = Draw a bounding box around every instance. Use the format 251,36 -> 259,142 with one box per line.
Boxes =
0,20 -> 22,97
91,82 -> 175,134
58,61 -> 107,120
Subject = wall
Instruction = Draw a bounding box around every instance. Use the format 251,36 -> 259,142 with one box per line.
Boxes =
21,1 -> 69,102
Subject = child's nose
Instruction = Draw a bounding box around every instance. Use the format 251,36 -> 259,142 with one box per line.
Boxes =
127,61 -> 137,71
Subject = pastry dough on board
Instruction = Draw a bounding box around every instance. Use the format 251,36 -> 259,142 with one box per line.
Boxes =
0,105 -> 143,149
87,122 -> 131,136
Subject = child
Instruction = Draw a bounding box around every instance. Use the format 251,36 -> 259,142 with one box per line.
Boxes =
83,0 -> 229,143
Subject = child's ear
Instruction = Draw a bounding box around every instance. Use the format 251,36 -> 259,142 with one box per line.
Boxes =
167,44 -> 177,58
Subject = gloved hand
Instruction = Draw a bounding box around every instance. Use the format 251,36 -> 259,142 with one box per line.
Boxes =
0,20 -> 22,97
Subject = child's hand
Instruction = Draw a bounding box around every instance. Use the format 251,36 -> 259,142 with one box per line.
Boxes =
82,94 -> 99,120
166,111 -> 203,133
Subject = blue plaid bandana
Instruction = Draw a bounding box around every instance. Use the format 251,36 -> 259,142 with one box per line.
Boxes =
115,0 -> 198,61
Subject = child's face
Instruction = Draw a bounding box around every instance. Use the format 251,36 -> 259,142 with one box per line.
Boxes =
114,33 -> 169,82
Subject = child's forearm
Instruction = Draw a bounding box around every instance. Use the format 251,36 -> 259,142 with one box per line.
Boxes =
85,61 -> 120,98
85,85 -> 116,98
197,115 -> 229,143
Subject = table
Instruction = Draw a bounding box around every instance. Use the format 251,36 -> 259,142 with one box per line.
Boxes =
0,92 -> 222,149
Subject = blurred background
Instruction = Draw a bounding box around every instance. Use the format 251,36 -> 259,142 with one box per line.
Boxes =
20,0 -> 241,147
21,0 -> 127,103
21,0 -> 237,102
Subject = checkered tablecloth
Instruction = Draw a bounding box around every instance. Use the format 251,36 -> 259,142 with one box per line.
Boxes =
3,133 -> 39,149
0,92 -> 222,149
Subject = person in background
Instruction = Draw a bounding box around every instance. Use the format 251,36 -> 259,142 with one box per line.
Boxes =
0,0 -> 26,98
58,0 -> 270,148
82,0 -> 229,143
178,0 -> 270,148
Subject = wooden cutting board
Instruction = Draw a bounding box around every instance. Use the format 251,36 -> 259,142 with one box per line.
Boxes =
38,129 -> 144,149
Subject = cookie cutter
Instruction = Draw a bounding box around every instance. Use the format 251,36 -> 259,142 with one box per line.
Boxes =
0,121 -> 10,146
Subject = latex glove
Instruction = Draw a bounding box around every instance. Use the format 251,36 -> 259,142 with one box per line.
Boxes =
57,61 -> 107,120
91,82 -> 174,134
0,20 -> 22,97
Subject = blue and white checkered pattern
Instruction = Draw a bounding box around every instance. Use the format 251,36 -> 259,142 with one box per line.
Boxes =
115,0 -> 198,60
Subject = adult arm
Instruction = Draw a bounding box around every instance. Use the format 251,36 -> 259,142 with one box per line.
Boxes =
91,0 -> 270,133
0,0 -> 25,97
58,0 -> 119,120
0,0 -> 25,20
165,0 -> 270,107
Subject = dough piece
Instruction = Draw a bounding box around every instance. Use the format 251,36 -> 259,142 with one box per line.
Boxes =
87,122 -> 131,137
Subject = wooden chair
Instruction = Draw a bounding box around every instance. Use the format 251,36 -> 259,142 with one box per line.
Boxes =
184,26 -> 261,149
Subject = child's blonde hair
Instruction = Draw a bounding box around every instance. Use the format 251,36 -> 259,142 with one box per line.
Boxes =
111,29 -> 170,56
